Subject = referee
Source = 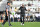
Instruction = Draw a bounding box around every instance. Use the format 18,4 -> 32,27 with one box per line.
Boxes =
19,4 -> 27,25
2,2 -> 12,26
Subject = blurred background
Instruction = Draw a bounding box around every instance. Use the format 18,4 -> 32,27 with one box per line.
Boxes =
0,0 -> 40,23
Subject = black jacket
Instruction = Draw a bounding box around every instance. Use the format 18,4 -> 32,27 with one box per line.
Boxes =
19,6 -> 26,15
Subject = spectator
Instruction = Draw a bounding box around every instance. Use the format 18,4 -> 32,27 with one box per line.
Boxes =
10,14 -> 13,22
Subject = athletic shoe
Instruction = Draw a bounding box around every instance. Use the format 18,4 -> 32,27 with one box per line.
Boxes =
9,24 -> 12,26
23,24 -> 24,25
21,23 -> 22,25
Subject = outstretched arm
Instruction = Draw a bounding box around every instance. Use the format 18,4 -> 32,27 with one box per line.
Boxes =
25,7 -> 27,11
19,7 -> 21,10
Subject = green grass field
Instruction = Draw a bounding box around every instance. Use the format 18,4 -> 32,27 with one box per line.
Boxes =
0,22 -> 40,27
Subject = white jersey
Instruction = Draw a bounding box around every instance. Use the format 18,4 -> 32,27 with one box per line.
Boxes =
10,14 -> 13,18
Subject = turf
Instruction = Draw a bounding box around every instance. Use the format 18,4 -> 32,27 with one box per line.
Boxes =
0,22 -> 40,27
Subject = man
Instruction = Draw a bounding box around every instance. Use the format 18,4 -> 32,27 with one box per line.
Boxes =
19,4 -> 27,25
2,2 -> 12,26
